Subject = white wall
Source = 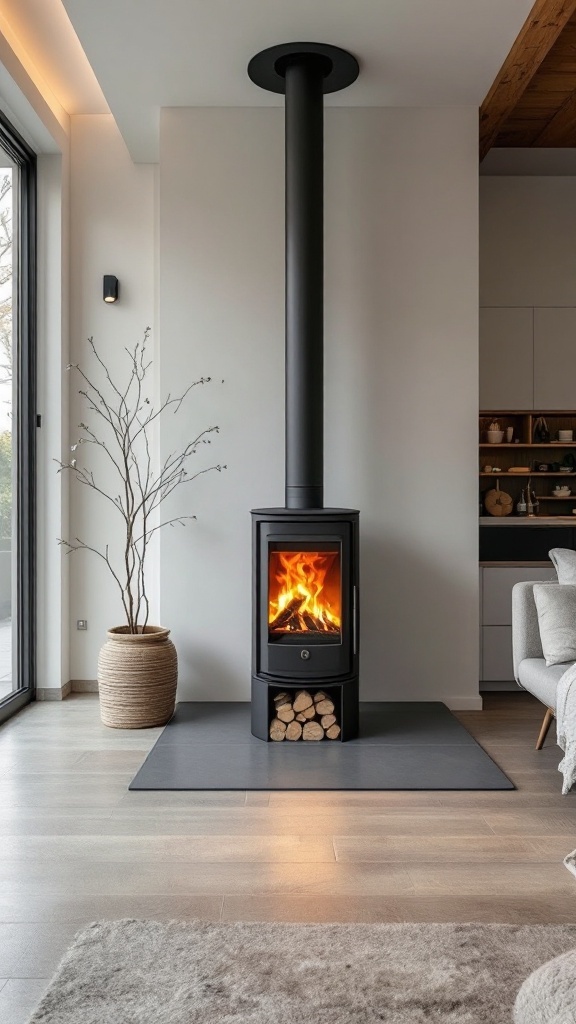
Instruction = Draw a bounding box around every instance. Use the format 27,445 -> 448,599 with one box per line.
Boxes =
481,177 -> 576,306
160,106 -> 481,708
68,114 -> 156,681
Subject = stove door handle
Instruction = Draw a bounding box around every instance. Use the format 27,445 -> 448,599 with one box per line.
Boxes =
352,585 -> 357,655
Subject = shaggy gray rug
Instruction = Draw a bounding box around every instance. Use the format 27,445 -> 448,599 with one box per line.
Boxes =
27,920 -> 576,1024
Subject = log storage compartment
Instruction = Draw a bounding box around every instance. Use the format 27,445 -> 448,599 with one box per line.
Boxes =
270,689 -> 341,741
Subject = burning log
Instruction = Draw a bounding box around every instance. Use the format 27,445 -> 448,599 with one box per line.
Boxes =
269,596 -> 306,632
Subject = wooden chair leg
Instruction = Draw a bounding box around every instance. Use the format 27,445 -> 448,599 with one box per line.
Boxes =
536,707 -> 554,750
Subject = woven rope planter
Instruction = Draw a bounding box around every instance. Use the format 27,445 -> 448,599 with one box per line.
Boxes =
98,626 -> 178,729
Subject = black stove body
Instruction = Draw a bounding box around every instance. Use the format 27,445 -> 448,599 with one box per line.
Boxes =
248,43 -> 360,741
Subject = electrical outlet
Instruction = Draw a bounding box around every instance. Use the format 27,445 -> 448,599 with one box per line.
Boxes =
76,619 -> 87,631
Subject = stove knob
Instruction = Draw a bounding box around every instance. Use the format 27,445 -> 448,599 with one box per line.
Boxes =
301,649 -> 310,660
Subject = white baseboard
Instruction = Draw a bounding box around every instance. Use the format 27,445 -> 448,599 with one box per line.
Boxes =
36,680 -> 98,700
36,681 -> 72,701
443,695 -> 484,711
70,679 -> 99,693
34,686 -> 490,710
480,681 -> 521,692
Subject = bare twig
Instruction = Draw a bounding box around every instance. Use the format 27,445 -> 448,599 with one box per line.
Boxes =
59,331 -> 225,632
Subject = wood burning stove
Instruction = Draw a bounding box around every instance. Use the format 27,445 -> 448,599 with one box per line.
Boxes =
251,508 -> 359,741
248,43 -> 360,741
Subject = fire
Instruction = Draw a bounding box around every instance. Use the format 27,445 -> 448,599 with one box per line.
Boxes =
269,550 -> 341,634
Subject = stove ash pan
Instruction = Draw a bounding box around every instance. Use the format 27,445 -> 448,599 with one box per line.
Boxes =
251,508 -> 359,741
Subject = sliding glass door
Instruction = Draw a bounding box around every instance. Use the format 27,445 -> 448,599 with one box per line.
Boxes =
0,113 -> 36,725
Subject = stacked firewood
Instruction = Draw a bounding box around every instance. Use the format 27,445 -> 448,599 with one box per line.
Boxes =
269,690 -> 341,741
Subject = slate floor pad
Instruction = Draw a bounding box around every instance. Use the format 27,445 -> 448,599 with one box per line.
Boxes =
129,702 -> 514,791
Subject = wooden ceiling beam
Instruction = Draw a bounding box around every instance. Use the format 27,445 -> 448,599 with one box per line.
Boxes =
479,0 -> 576,160
533,81 -> 576,143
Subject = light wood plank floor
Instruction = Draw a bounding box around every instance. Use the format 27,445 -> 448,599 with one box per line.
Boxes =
0,692 -> 575,1023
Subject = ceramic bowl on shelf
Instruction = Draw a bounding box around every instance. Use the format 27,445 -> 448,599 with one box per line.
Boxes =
486,430 -> 504,444
553,488 -> 571,497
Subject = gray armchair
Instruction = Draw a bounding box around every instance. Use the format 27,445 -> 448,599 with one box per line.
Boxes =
512,580 -> 571,749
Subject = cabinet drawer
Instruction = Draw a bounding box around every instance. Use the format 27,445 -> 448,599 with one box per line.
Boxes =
482,567 -> 555,625
534,308 -> 576,410
482,626 -> 514,682
480,307 -> 533,410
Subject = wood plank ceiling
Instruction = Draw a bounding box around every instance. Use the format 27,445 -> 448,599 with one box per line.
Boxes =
480,0 -> 576,159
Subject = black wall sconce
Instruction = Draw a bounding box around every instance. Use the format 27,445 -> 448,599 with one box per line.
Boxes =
103,275 -> 119,303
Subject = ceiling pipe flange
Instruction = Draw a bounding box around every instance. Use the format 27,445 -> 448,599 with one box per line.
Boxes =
248,42 -> 359,95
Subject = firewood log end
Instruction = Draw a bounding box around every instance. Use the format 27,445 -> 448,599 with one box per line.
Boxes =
293,690 -> 314,713
285,720 -> 303,741
315,698 -> 335,716
269,718 -> 287,741
302,720 -> 324,741
321,714 -> 336,729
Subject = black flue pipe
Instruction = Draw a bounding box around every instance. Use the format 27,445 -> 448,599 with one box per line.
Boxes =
248,44 -> 359,509
284,55 -> 325,509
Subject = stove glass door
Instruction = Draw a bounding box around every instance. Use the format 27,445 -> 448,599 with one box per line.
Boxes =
268,541 -> 341,644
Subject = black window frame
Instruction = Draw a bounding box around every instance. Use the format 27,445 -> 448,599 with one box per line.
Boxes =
0,109 -> 36,726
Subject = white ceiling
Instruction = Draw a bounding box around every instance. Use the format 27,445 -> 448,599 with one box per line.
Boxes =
60,0 -> 533,161
0,0 -> 108,115
4,0 -> 534,162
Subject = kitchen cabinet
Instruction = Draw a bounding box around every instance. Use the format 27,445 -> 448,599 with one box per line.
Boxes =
480,307 -> 533,410
534,308 -> 576,409
480,565 -> 553,683
482,626 -> 514,682
482,566 -> 554,625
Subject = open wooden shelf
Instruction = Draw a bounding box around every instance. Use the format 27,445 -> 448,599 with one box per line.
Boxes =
480,443 -> 576,448
480,410 -> 576,521
480,472 -> 576,477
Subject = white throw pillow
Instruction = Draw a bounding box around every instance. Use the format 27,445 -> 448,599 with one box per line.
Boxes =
533,584 -> 576,666
549,548 -> 576,584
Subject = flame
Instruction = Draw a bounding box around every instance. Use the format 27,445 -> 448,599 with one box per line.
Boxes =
269,550 -> 341,634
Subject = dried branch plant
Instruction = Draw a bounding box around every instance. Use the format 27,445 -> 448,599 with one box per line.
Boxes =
57,328 -> 225,632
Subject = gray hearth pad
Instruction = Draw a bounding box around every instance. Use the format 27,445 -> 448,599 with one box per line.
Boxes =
129,702 -> 513,791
